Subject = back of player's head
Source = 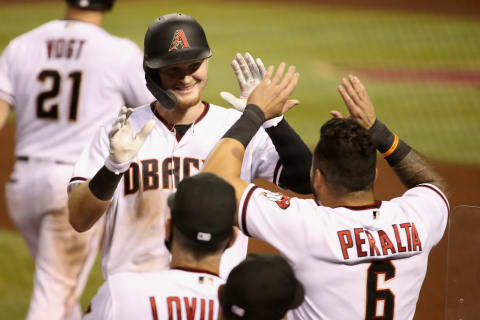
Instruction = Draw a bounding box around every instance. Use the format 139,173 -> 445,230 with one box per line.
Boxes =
313,118 -> 376,193
65,0 -> 115,11
219,253 -> 304,320
143,13 -> 212,109
167,173 -> 236,258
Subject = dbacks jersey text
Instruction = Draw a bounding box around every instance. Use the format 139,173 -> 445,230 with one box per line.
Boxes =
69,103 -> 281,279
238,183 -> 449,320
84,268 -> 224,320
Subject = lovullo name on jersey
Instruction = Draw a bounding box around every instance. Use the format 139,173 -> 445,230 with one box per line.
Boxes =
123,157 -> 205,195
149,296 -> 217,319
337,222 -> 423,260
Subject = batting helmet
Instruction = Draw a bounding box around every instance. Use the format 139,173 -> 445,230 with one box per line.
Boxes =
65,0 -> 115,11
143,13 -> 212,109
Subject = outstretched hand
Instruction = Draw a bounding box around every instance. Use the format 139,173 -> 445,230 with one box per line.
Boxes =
108,106 -> 155,165
220,52 -> 266,112
247,63 -> 300,120
331,75 -> 376,129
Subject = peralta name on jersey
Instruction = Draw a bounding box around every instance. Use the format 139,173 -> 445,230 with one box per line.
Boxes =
337,222 -> 422,260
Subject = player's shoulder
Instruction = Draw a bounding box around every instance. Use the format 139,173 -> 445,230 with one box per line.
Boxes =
4,20 -> 56,49
391,183 -> 450,211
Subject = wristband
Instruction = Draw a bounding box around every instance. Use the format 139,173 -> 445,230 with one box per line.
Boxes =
368,119 -> 411,166
104,156 -> 131,175
222,104 -> 265,148
88,165 -> 124,201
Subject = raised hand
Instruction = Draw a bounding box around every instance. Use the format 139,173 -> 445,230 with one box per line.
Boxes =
220,52 -> 266,111
332,75 -> 376,129
107,106 -> 155,166
247,63 -> 300,120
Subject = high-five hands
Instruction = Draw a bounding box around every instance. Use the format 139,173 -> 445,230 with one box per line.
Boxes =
247,63 -> 300,120
105,106 -> 155,173
220,52 -> 266,112
331,75 -> 376,130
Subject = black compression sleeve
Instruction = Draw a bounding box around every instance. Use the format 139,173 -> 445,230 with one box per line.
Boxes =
88,166 -> 124,201
265,118 -> 312,194
222,104 -> 265,148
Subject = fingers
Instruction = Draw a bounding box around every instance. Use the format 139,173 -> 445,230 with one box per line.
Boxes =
256,58 -> 266,78
330,110 -> 344,118
235,53 -> 253,82
337,84 -> 357,114
245,52 -> 261,80
135,119 -> 155,142
271,62 -> 287,85
231,59 -> 246,86
283,99 -> 300,113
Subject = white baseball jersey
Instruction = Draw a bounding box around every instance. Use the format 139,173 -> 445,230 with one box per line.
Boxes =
238,183 -> 449,320
84,268 -> 224,320
0,19 -> 154,163
0,19 -> 153,320
70,103 -> 281,279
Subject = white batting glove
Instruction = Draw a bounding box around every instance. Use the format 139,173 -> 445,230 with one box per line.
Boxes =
220,52 -> 283,128
105,106 -> 155,174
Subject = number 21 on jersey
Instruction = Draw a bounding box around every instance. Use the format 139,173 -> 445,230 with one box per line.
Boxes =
36,69 -> 82,121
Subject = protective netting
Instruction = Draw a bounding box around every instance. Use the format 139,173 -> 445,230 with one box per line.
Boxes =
445,206 -> 480,319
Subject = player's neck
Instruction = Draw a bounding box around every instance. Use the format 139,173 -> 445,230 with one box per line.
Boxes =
320,189 -> 376,208
64,6 -> 104,26
155,100 -> 205,125
170,251 -> 221,276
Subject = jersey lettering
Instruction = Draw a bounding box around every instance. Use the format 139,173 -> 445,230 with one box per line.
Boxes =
165,296 -> 216,320
365,260 -> 395,320
46,38 -> 86,59
124,157 -> 203,196
337,223 -> 423,260
141,159 -> 159,191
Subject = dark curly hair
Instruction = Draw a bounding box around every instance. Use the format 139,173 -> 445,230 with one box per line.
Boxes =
313,118 -> 376,193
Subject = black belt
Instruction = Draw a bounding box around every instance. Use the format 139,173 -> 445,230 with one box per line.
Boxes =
16,156 -> 74,165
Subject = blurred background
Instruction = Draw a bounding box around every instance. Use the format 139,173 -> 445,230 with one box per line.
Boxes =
0,0 -> 479,318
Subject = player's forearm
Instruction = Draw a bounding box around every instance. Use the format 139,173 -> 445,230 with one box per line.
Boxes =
0,99 -> 11,131
68,181 -> 110,232
369,119 -> 449,197
203,138 -> 248,207
391,150 -> 449,197
265,118 -> 312,194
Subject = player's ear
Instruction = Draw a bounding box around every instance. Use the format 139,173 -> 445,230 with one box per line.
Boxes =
312,168 -> 324,193
165,218 -> 172,241
226,227 -> 238,249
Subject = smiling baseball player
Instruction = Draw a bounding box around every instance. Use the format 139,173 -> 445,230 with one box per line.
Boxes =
67,13 -> 311,282
202,67 -> 449,319
0,1 -> 154,319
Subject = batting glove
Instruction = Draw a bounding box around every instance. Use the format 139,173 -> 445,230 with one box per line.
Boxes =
105,106 -> 155,174
220,52 -> 283,128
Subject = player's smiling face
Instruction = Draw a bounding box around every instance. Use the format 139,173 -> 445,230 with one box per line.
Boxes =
158,59 -> 208,109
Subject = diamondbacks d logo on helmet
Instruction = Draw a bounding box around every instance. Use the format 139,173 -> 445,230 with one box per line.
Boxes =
169,30 -> 190,52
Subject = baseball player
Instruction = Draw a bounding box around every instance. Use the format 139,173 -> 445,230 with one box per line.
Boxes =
67,13 -> 312,280
0,1 -> 154,319
203,67 -> 449,319
83,173 -> 234,319
219,253 -> 305,320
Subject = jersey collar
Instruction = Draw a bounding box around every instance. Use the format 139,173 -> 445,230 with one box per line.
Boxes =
172,266 -> 220,277
338,200 -> 382,211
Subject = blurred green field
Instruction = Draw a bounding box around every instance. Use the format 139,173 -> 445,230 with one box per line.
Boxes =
1,0 -> 480,164
0,0 -> 479,317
